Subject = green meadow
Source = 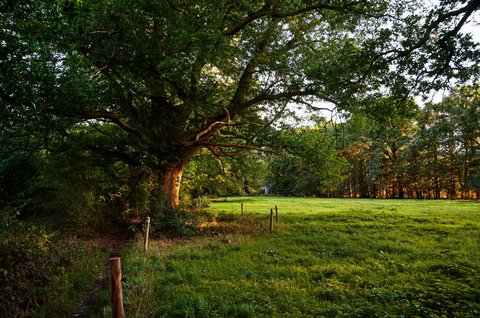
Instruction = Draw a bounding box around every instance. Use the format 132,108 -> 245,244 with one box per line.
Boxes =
91,197 -> 480,317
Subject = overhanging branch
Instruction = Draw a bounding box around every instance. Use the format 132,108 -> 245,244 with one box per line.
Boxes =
203,141 -> 277,157
384,0 -> 480,59
228,33 -> 271,111
84,110 -> 149,143
223,1 -> 366,36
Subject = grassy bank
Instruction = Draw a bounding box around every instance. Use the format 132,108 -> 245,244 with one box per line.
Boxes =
90,197 -> 480,317
29,242 -> 107,318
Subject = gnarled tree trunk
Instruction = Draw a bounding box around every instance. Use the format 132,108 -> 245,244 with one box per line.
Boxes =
161,160 -> 188,211
157,149 -> 198,212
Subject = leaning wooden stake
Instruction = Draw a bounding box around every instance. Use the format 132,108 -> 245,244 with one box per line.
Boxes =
109,257 -> 125,318
270,208 -> 274,232
275,205 -> 279,223
144,217 -> 151,251
241,202 -> 244,216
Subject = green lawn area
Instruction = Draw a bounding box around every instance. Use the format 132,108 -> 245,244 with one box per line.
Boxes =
91,197 -> 480,317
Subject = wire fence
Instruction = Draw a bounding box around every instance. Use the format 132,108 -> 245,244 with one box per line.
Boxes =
140,204 -> 280,228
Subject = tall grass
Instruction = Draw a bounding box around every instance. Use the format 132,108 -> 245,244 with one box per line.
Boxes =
90,198 -> 480,317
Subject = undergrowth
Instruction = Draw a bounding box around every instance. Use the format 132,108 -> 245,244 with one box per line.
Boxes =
0,211 -> 107,317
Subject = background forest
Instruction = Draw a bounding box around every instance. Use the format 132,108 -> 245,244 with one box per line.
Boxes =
267,87 -> 480,199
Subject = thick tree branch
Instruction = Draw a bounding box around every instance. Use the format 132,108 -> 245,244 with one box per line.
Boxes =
84,111 -> 149,143
194,120 -> 243,142
228,37 -> 270,111
48,125 -> 144,167
190,58 -> 205,101
387,0 -> 480,59
165,76 -> 189,99
245,101 -> 289,145
84,144 -> 143,167
223,2 -> 272,36
291,98 -> 335,112
223,1 -> 366,36
165,0 -> 182,12
203,141 -> 277,157
437,4 -> 475,47
201,88 -> 318,150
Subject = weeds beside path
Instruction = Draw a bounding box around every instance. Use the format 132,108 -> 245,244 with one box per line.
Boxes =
72,220 -> 133,318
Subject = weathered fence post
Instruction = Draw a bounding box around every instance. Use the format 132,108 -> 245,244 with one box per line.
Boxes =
109,257 -> 125,318
144,217 -> 151,251
270,208 -> 274,232
275,205 -> 279,223
241,202 -> 244,216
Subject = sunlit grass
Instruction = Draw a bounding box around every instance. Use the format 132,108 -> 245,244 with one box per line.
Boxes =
90,197 -> 480,317
211,196 -> 480,216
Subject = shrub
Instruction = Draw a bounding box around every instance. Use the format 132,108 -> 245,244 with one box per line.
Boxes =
0,215 -> 102,317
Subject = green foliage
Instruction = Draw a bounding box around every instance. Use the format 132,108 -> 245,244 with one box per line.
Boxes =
320,88 -> 480,199
87,197 -> 480,317
18,145 -> 135,229
0,152 -> 38,211
0,218 -> 107,317
268,122 -> 347,196
0,120 -> 159,231
182,151 -> 268,202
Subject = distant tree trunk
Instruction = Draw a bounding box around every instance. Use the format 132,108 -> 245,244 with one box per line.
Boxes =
370,183 -> 377,198
406,183 -> 413,199
386,175 -> 392,198
391,177 -> 397,199
416,189 -> 423,199
398,180 -> 405,199
348,177 -> 353,198
434,177 -> 441,199
449,176 -> 456,199
360,171 -> 369,198
460,159 -> 467,198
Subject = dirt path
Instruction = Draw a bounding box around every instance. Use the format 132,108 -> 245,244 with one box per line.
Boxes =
72,222 -> 131,318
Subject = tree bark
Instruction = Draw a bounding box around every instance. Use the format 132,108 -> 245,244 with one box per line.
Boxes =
398,181 -> 405,199
161,160 -> 189,211
157,147 -> 200,212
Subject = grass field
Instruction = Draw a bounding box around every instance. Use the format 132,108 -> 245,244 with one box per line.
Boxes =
90,197 -> 480,317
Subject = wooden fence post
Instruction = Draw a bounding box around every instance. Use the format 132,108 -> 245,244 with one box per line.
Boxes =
241,202 -> 244,216
109,257 -> 125,318
270,208 -> 274,232
144,217 -> 151,251
275,205 -> 279,223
